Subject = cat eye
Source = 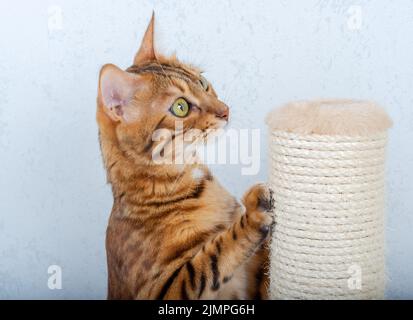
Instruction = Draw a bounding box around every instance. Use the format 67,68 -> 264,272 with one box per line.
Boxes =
170,98 -> 190,117
199,75 -> 209,91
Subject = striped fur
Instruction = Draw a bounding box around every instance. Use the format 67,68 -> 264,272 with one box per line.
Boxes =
97,15 -> 274,300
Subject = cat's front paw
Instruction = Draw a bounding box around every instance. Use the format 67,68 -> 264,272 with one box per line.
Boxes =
242,183 -> 275,237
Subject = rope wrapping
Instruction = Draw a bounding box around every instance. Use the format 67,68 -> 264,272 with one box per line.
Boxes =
268,130 -> 388,299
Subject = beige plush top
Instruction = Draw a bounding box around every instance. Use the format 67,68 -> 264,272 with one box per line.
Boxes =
266,99 -> 392,136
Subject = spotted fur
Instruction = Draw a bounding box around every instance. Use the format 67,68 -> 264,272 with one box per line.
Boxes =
98,14 -> 274,300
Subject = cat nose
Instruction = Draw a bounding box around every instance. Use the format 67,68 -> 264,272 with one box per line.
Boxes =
215,106 -> 229,121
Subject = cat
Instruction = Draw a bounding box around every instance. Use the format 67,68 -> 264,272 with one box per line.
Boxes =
97,14 -> 275,300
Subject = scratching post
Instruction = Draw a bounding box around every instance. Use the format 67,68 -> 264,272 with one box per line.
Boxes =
266,100 -> 392,299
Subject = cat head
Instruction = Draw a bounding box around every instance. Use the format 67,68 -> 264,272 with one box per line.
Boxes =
97,14 -> 229,165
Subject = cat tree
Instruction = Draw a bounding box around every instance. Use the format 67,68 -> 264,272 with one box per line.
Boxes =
266,100 -> 392,299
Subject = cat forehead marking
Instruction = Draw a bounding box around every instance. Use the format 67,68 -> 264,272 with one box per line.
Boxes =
126,63 -> 201,87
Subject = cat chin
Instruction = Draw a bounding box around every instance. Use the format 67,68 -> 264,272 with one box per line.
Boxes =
216,119 -> 229,129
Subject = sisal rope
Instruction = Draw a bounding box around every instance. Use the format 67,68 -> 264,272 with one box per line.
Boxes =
268,130 -> 387,299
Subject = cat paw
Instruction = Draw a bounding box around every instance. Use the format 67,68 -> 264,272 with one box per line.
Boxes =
242,183 -> 275,237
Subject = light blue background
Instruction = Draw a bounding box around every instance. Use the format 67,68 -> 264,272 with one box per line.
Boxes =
0,0 -> 412,299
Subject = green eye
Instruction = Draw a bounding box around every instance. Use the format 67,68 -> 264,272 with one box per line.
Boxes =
170,98 -> 190,117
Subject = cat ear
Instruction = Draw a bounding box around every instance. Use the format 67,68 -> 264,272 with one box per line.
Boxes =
99,64 -> 141,122
133,12 -> 156,65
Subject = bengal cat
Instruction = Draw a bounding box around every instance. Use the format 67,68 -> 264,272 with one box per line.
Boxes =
97,14 -> 275,300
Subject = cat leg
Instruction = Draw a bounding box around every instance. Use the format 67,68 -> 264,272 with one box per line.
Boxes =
156,183 -> 275,300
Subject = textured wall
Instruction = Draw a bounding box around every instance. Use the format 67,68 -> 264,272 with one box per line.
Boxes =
0,0 -> 412,299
